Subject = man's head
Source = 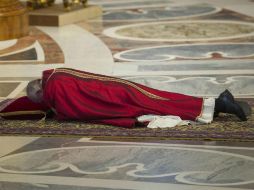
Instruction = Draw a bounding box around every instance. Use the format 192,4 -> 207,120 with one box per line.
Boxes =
26,79 -> 43,103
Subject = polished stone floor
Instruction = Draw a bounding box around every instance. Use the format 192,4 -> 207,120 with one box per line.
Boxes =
0,136 -> 254,190
1,0 -> 254,189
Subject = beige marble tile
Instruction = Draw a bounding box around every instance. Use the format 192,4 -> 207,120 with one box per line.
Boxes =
0,136 -> 39,157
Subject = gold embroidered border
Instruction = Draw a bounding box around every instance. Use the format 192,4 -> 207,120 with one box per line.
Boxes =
0,110 -> 46,117
46,69 -> 56,84
53,68 -> 169,101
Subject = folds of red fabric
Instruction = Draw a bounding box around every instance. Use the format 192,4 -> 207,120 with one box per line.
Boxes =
42,68 -> 203,128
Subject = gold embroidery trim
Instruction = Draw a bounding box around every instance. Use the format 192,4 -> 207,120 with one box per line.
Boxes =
0,110 -> 46,117
53,68 -> 169,101
46,69 -> 56,84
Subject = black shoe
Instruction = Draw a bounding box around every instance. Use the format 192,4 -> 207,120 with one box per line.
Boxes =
236,101 -> 252,117
219,89 -> 235,102
219,89 -> 252,117
216,90 -> 248,121
214,89 -> 234,118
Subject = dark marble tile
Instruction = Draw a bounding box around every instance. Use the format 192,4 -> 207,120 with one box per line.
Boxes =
0,48 -> 37,61
0,83 -> 20,97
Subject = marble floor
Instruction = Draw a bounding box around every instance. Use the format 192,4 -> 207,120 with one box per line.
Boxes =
1,0 -> 254,189
0,137 -> 254,190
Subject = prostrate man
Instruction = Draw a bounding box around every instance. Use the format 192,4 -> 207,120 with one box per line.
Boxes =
26,68 -> 251,128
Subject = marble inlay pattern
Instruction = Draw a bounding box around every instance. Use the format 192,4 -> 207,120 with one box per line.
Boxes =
0,27 -> 64,64
91,0 -> 172,10
0,25 -> 115,78
0,81 -> 29,99
0,1 -> 254,188
0,36 -> 35,56
0,83 -> 20,97
29,27 -> 65,64
123,76 -> 254,97
103,4 -> 221,22
0,41 -> 44,64
0,48 -> 37,61
0,145 -> 254,187
136,60 -> 254,73
0,39 -> 17,51
103,20 -> 254,42
0,138 -> 254,189
114,43 -> 254,61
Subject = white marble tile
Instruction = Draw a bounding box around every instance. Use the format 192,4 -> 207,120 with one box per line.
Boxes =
38,25 -> 114,75
0,173 -> 250,190
0,39 -> 17,51
112,60 -> 254,77
91,0 -> 173,11
78,138 -> 254,150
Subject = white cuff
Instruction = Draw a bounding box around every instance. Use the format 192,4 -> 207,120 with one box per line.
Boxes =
197,98 -> 215,124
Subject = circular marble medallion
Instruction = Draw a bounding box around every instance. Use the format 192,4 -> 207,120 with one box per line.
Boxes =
103,20 -> 254,42
0,145 -> 254,186
103,5 -> 221,22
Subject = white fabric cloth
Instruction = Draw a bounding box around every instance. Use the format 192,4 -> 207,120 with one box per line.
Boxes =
197,98 -> 215,124
137,98 -> 216,128
137,115 -> 190,129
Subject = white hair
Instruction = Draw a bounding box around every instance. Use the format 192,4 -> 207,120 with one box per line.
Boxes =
26,79 -> 43,103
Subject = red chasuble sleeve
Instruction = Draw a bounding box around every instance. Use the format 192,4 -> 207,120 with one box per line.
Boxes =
42,68 -> 203,128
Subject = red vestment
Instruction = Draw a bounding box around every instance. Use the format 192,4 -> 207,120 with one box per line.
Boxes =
42,68 -> 203,128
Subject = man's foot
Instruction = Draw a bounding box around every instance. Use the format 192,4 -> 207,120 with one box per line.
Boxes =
215,90 -> 249,121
